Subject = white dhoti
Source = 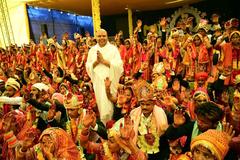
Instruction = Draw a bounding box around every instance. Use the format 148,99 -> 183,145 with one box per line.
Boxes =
86,42 -> 123,124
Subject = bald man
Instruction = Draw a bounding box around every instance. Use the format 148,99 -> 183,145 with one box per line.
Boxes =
86,29 -> 123,124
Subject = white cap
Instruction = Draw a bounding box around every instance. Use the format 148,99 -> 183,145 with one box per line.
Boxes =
32,83 -> 49,92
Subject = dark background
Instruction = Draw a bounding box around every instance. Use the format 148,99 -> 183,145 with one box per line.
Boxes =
101,0 -> 239,38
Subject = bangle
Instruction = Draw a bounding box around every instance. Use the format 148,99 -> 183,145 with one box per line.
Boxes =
48,117 -> 54,121
4,131 -> 14,141
90,124 -> 98,131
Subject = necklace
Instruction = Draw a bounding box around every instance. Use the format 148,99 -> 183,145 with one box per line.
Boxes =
137,114 -> 159,154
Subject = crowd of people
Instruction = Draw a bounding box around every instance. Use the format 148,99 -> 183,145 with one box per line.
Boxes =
0,9 -> 240,160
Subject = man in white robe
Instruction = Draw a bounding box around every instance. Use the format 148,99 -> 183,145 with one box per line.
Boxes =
86,29 -> 123,124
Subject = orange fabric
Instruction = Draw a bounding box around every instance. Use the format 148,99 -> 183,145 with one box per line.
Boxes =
191,130 -> 229,160
119,45 -> 126,61
0,76 -> 7,82
222,43 -> 233,68
124,47 -> 133,76
191,43 -> 209,64
2,110 -> 37,160
39,127 -> 80,160
80,131 -> 118,160
132,43 -> 142,74
195,72 -> 208,81
221,42 -> 240,85
188,101 -> 196,120
2,110 -> 26,136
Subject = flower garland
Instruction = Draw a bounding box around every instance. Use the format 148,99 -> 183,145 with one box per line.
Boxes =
26,105 -> 39,128
66,110 -> 86,159
137,114 -> 159,154
77,120 -> 86,160
77,145 -> 86,160
71,118 -> 79,140
66,109 -> 83,140
102,141 -> 114,160
66,120 -> 72,136
34,145 -> 45,160
65,119 -> 86,160
231,109 -> 240,125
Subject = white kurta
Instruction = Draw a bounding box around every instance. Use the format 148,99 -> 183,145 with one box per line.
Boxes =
86,42 -> 123,124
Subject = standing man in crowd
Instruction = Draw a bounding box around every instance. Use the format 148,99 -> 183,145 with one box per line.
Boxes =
86,29 -> 123,124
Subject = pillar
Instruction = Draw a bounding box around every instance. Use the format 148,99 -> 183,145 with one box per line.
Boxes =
91,0 -> 101,37
128,8 -> 133,37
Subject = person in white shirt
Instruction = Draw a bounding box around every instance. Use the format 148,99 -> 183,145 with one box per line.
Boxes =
0,78 -> 22,115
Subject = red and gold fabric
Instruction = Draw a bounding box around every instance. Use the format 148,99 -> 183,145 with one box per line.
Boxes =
191,129 -> 229,160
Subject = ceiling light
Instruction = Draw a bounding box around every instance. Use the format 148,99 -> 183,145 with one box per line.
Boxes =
35,7 -> 38,9
60,11 -> 63,14
48,9 -> 51,12
165,0 -> 184,4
